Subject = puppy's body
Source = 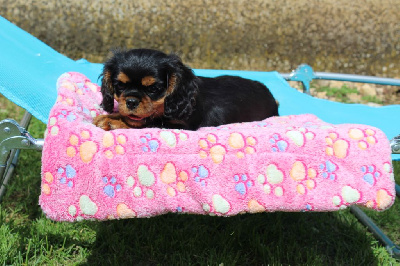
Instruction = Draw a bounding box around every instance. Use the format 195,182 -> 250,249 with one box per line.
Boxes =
94,49 -> 278,131
184,76 -> 278,129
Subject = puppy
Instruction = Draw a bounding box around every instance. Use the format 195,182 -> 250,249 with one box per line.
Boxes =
93,49 -> 279,131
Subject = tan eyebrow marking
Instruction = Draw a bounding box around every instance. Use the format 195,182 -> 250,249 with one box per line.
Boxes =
141,76 -> 156,86
117,72 -> 130,83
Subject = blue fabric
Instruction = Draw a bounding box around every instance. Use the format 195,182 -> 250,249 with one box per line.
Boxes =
0,16 -> 399,160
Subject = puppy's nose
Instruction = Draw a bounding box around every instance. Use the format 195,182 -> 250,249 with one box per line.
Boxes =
126,98 -> 140,110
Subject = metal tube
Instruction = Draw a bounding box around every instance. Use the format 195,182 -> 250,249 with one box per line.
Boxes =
313,72 -> 400,86
350,206 -> 400,258
0,149 -> 20,201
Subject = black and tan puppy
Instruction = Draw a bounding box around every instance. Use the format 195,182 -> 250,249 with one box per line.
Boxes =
93,49 -> 279,130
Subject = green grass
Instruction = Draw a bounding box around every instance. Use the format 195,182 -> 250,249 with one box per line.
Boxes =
1,95 -> 400,265
315,84 -> 359,103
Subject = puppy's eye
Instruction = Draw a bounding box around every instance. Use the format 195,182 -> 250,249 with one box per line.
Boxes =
147,86 -> 161,94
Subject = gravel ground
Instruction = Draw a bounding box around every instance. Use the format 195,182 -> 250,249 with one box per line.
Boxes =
1,0 -> 399,78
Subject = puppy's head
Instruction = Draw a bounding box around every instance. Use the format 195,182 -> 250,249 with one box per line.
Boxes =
100,49 -> 198,128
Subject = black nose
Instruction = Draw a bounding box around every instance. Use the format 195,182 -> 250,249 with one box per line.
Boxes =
126,98 -> 140,110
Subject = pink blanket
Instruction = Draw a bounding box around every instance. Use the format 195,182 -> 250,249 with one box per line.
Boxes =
39,72 -> 395,222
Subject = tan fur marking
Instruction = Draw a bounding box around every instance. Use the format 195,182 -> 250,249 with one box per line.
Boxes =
103,70 -> 114,93
117,72 -> 131,83
141,76 -> 156,86
167,74 -> 177,95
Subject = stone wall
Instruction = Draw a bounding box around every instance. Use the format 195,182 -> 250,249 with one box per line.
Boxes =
1,0 -> 399,76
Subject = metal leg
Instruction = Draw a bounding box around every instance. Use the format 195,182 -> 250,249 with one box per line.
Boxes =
350,206 -> 400,258
0,112 -> 44,202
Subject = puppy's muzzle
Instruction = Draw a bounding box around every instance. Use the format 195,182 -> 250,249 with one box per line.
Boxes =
126,98 -> 140,110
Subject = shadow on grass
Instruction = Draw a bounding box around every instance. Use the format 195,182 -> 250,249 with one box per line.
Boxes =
82,211 -> 378,265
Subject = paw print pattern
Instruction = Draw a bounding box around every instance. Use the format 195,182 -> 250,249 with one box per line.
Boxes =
56,95 -> 74,106
332,185 -> 361,209
46,110 -> 78,137
253,121 -> 272,128
361,165 -> 381,185
234,174 -> 253,196
325,132 -> 349,159
160,162 -> 189,196
160,129 -> 188,148
192,165 -> 209,186
257,164 -> 285,197
67,130 -> 98,163
198,134 -> 227,164
285,127 -> 315,147
140,133 -> 160,153
47,116 -> 60,136
348,128 -> 377,150
319,160 -> 338,180
102,132 -> 127,159
228,133 -> 257,159
365,189 -> 394,210
303,204 -> 314,212
103,176 -> 122,198
57,164 -> 77,188
126,165 -> 156,199
58,78 -> 99,95
269,133 -> 288,152
77,104 -> 98,119
42,172 -> 54,195
202,194 -> 231,215
58,110 -> 77,122
290,161 -> 317,195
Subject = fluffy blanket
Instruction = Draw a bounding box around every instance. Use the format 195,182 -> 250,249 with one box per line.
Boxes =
39,72 -> 395,222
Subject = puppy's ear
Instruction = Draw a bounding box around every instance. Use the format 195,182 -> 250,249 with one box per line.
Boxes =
99,68 -> 115,113
163,54 -> 199,120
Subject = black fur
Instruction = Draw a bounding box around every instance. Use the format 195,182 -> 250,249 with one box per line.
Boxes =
99,48 -> 279,130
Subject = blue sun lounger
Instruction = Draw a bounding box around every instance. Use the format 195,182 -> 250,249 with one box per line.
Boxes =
0,15 -> 399,257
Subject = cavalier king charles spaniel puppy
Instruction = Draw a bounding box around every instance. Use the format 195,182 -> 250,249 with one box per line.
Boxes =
93,48 -> 279,130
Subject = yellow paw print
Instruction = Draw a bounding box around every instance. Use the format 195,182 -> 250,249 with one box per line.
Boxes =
348,128 -> 377,150
160,162 -> 188,197
365,189 -> 393,210
228,133 -> 257,159
257,164 -> 285,197
325,132 -> 349,159
198,134 -> 226,164
56,95 -> 74,106
41,172 -> 54,195
290,161 -> 317,195
102,132 -> 127,159
67,130 -> 98,163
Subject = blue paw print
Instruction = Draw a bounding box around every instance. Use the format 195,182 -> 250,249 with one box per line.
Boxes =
269,134 -> 288,152
303,204 -> 313,212
234,174 -> 253,195
140,134 -> 160,153
103,176 -> 122,198
58,164 -> 76,187
58,110 -> 77,122
319,160 -> 338,180
361,165 -> 381,185
192,165 -> 209,186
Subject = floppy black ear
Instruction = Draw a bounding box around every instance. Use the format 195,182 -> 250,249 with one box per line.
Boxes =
99,68 -> 115,113
163,54 -> 199,120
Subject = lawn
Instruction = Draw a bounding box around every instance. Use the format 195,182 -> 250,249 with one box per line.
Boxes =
0,95 -> 399,265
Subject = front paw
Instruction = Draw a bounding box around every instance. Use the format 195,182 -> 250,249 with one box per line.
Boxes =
93,114 -> 130,131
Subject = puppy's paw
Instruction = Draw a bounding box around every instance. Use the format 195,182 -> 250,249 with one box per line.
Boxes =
93,114 -> 130,131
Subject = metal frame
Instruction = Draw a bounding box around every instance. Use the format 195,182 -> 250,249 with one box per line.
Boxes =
282,64 -> 400,258
0,64 -> 399,257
